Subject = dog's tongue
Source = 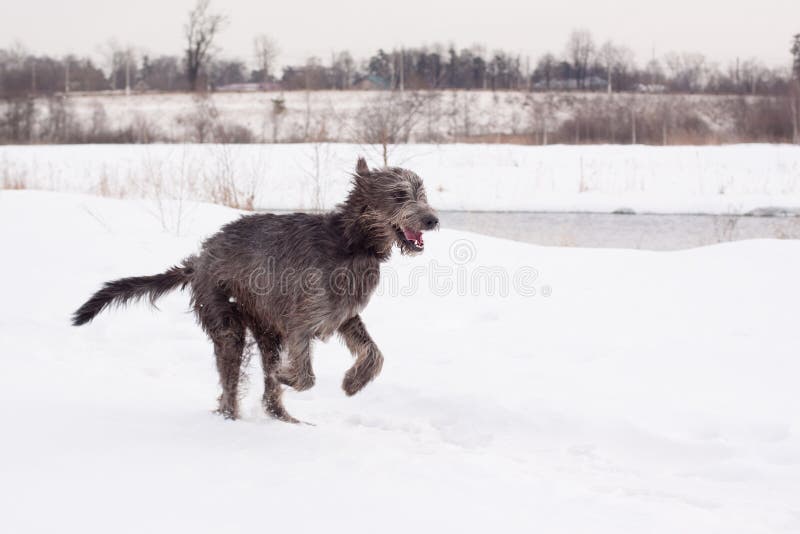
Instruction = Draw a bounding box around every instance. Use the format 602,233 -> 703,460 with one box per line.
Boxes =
403,228 -> 424,245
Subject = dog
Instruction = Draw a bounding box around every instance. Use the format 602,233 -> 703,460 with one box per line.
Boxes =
72,157 -> 438,423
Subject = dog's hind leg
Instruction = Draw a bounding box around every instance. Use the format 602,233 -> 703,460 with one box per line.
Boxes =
251,326 -> 299,424
276,334 -> 315,392
212,326 -> 245,419
338,315 -> 384,396
195,289 -> 245,419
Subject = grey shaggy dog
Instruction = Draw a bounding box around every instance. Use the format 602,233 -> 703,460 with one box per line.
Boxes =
72,158 -> 438,423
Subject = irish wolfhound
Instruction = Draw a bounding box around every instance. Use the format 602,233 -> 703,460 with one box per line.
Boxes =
72,157 -> 438,423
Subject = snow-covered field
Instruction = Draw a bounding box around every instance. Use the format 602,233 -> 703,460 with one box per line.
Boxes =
1,190 -> 799,533
3,143 -> 800,214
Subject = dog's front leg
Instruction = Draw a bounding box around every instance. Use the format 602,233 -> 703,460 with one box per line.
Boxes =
338,315 -> 384,396
277,335 -> 315,391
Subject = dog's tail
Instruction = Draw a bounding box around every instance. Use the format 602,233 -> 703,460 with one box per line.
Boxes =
72,263 -> 194,326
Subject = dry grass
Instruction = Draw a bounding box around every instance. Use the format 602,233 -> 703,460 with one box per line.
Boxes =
454,131 -> 737,146
1,175 -> 27,189
1,157 -> 29,190
207,181 -> 256,211
0,144 -> 261,220
204,145 -> 258,211
94,176 -> 127,198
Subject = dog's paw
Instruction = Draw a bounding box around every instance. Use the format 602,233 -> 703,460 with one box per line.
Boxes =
342,367 -> 372,396
342,352 -> 383,396
215,395 -> 238,420
342,370 -> 362,396
263,395 -> 301,424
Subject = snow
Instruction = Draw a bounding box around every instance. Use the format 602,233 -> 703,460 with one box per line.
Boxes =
2,142 -> 800,215
1,190 -> 799,533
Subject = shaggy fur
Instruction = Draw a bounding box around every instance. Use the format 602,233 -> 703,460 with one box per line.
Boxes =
73,158 -> 438,423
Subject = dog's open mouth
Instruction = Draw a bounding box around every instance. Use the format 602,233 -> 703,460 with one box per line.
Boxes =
396,226 -> 424,252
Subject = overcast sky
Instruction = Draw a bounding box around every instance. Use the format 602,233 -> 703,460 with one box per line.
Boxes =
3,0 -> 799,69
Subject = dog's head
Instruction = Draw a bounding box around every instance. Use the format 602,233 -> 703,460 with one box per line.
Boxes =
352,157 -> 438,256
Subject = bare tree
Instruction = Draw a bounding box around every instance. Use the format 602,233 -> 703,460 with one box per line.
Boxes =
524,92 -> 555,144
122,47 -> 135,95
355,91 -> 431,165
599,42 -> 616,94
63,54 -> 71,93
331,51 -> 355,89
792,83 -> 800,144
535,53 -> 557,90
566,29 -> 595,89
184,0 -> 226,91
739,58 -> 766,94
599,41 -> 634,93
645,57 -> 664,86
792,34 -> 800,143
665,52 -> 708,93
177,93 -> 219,142
101,39 -> 121,91
100,40 -> 137,93
253,34 -> 279,85
0,50 -> 6,96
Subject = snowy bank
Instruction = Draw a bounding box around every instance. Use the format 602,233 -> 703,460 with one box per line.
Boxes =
1,191 -> 798,533
2,143 -> 800,214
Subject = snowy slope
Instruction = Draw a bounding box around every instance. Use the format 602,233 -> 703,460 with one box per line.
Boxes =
2,143 -> 800,214
1,191 -> 799,533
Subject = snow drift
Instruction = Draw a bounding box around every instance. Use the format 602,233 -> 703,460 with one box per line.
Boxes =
1,190 -> 798,533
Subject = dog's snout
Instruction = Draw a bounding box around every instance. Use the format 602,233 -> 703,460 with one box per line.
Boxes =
422,215 -> 439,230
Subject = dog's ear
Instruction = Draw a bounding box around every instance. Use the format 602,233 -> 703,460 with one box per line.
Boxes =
355,157 -> 370,176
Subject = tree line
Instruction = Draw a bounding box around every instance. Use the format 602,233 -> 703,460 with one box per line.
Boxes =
0,0 -> 797,97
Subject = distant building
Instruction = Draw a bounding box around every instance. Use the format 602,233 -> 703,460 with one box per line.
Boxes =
217,82 -> 280,92
533,76 -> 607,91
634,83 -> 667,93
353,75 -> 390,90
